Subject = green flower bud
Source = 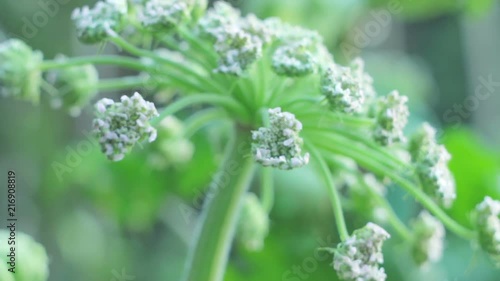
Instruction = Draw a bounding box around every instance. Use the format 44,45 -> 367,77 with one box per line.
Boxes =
474,196 -> 500,266
148,116 -> 194,168
72,0 -> 127,44
139,0 -> 191,32
48,59 -> 99,116
409,123 -> 456,208
93,92 -> 158,161
0,39 -> 43,104
198,1 -> 240,38
321,58 -> 374,114
373,91 -> 409,146
333,223 -> 390,281
213,27 -> 262,76
272,40 -> 316,77
0,231 -> 49,281
411,211 -> 445,266
236,193 -> 269,252
252,107 -> 310,170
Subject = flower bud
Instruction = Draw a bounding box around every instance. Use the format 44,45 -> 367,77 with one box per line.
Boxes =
148,116 -> 194,168
236,193 -> 269,251
252,107 -> 310,170
93,92 -> 159,161
333,223 -> 390,281
373,91 -> 409,146
409,123 -> 456,208
48,59 -> 99,116
139,0 -> 191,32
411,211 -> 445,266
0,231 -> 49,281
213,26 -> 262,76
474,196 -> 500,266
321,58 -> 374,114
0,39 -> 43,104
198,1 -> 240,38
72,0 -> 127,44
272,40 -> 316,77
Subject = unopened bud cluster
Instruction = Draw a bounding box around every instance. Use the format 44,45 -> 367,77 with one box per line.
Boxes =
474,196 -> 500,266
333,223 -> 390,281
411,211 -> 445,266
72,0 -> 127,44
373,91 -> 409,146
139,0 -> 190,32
252,108 -> 309,170
321,58 -> 375,114
93,92 -> 158,161
409,123 -> 456,208
0,39 -> 43,104
48,59 -> 99,116
236,193 -> 269,252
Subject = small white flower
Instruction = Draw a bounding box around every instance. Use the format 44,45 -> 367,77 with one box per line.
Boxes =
333,223 -> 390,281
93,92 -> 159,161
373,91 -> 409,146
474,196 -> 500,266
409,123 -> 456,208
251,108 -> 309,170
72,0 -> 127,44
411,211 -> 445,266
236,193 -> 269,252
139,0 -> 190,31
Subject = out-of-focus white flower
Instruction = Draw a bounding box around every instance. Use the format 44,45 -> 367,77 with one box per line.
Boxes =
411,211 -> 445,266
236,193 -> 269,251
139,0 -> 190,32
373,90 -> 409,146
409,123 -> 456,208
474,196 -> 500,266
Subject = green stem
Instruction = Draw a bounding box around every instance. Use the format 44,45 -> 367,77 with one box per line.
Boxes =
97,76 -> 149,91
359,175 -> 413,241
151,94 -> 248,126
183,109 -> 228,138
307,143 -> 350,241
260,167 -> 274,213
183,130 -> 256,281
40,56 -> 147,71
310,133 -> 475,240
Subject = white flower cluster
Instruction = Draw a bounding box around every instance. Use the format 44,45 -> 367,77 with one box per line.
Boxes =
139,0 -> 190,32
409,123 -> 456,208
236,193 -> 269,252
321,58 -> 375,114
474,196 -> 500,266
0,39 -> 43,104
373,91 -> 409,146
252,108 -> 310,170
272,39 -> 316,77
199,1 -> 271,75
213,26 -> 263,75
48,59 -> 99,117
333,223 -> 390,281
411,211 -> 445,266
72,0 -> 127,44
93,92 -> 159,161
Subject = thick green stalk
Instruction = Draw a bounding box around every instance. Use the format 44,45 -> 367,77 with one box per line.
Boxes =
260,167 -> 274,213
40,56 -> 147,71
183,130 -> 256,281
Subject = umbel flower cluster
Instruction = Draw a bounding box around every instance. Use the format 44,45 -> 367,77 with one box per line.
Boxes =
333,223 -> 390,281
93,92 -> 158,161
251,107 -> 310,170
1,0 -> 499,280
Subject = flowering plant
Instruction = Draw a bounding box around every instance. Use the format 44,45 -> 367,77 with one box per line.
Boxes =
1,1 -> 499,280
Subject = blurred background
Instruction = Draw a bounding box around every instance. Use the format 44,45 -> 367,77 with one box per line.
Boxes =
1,0 -> 500,280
